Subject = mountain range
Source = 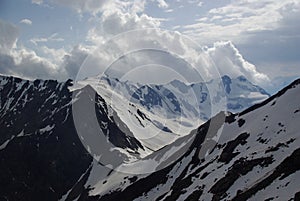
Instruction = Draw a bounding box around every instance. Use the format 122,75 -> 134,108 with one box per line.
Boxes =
0,74 -> 299,201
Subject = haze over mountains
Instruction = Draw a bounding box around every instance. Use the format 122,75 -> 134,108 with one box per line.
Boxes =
0,74 -> 299,201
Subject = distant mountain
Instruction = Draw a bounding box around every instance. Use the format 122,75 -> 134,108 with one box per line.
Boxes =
70,77 -> 299,201
1,75 -> 299,201
71,74 -> 270,152
92,78 -> 300,201
221,75 -> 270,110
93,74 -> 269,121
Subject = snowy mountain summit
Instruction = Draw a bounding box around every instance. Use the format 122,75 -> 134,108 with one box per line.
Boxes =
95,74 -> 270,120
1,74 -> 300,201
72,74 -> 270,151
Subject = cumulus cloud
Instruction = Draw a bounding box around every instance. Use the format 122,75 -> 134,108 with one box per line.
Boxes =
157,0 -> 169,9
0,0 -> 273,87
88,13 -> 161,43
1,1 -> 162,81
0,46 -> 65,80
4,48 -> 65,80
60,45 -> 89,79
85,0 -> 161,46
237,2 -> 300,63
206,41 -> 269,84
187,0 -> 203,7
0,19 -> 19,53
82,26 -> 270,86
19,19 -> 32,25
104,49 -> 202,84
31,0 -> 43,5
50,0 -> 110,14
40,46 -> 67,65
180,0 -> 300,90
183,0 -> 300,44
0,20 -> 67,80
49,0 -> 146,16
73,0 -> 268,85
80,27 -> 212,81
197,1 -> 203,7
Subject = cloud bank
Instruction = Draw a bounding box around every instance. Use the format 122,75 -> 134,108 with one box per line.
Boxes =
206,41 -> 269,84
0,0 -> 271,87
0,20 -> 64,80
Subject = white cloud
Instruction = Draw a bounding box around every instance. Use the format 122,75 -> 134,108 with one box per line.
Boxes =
0,0 -> 278,87
3,2 -> 269,85
172,25 -> 181,30
19,19 -> 32,25
50,0 -> 109,14
31,0 -> 43,5
157,0 -> 169,9
69,0 -> 269,85
0,20 -> 76,80
80,29 -> 211,81
87,10 -> 161,44
49,0 -> 146,16
40,46 -> 67,65
197,1 -> 203,7
165,9 -> 173,13
182,0 -> 300,90
1,54 -> 63,81
0,19 -> 19,53
30,33 -> 64,46
82,23 -> 270,86
7,47 -> 65,80
0,6 -> 162,81
188,0 -> 203,7
206,41 -> 269,84
183,0 -> 300,44
60,45 -> 90,79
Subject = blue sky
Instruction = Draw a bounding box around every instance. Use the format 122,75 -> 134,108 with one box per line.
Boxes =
0,0 -> 299,93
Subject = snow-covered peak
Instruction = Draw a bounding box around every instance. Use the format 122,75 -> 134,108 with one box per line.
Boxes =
88,77 -> 300,201
1,73 -> 300,200
92,74 -> 270,120
70,74 -> 270,155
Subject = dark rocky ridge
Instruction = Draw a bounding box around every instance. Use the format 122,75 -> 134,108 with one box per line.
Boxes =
93,77 -> 300,201
1,75 -> 300,201
0,76 -> 143,201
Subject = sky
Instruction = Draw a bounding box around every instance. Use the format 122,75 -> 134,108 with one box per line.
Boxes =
0,0 -> 299,93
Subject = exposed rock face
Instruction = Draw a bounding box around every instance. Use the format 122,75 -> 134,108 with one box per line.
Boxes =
0,76 -> 143,201
1,75 -> 300,201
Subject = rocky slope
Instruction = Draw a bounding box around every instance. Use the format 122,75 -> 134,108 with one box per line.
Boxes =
0,75 -> 299,201
92,78 -> 300,201
0,75 -> 144,201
